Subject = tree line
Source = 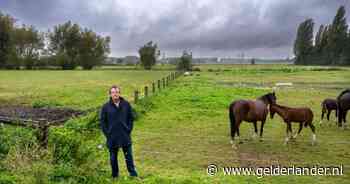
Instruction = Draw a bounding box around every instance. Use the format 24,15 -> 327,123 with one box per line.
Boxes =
294,5 -> 350,65
0,11 -> 110,70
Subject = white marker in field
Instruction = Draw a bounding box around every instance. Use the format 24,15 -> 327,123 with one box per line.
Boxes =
275,82 -> 293,87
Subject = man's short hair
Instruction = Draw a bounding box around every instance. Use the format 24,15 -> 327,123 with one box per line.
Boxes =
109,85 -> 120,94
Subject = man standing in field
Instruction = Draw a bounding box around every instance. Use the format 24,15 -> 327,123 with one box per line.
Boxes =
100,85 -> 138,178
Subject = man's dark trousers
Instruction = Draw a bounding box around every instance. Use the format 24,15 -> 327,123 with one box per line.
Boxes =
109,144 -> 138,178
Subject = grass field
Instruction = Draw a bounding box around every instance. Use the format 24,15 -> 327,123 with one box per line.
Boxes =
0,65 -> 349,183
0,70 -> 170,109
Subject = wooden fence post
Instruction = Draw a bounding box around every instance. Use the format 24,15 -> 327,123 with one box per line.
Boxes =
144,86 -> 148,97
152,82 -> 155,93
162,78 -> 165,88
134,90 -> 139,103
158,80 -> 161,91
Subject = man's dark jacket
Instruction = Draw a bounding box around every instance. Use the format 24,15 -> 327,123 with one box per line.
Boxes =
100,97 -> 134,148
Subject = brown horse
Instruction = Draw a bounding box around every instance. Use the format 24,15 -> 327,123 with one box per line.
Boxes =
337,89 -> 350,127
320,98 -> 337,125
229,92 -> 276,144
269,103 -> 316,145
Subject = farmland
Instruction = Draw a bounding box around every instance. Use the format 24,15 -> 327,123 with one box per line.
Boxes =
0,65 -> 350,183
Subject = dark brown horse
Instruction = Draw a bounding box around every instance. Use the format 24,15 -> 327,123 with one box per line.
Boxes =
229,92 -> 276,144
337,89 -> 350,127
320,98 -> 337,125
269,103 -> 316,145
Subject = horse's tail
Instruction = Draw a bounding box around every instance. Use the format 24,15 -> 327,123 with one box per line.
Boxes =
229,102 -> 236,137
336,89 -> 349,126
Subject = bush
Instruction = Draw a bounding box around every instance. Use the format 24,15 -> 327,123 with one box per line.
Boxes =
32,163 -> 51,184
49,163 -> 75,182
0,126 -> 10,159
0,174 -> 16,184
64,111 -> 99,133
192,67 -> 201,72
49,128 -> 81,164
49,127 -> 93,166
133,98 -> 154,120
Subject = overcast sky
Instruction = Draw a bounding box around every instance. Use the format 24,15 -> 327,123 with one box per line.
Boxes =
1,0 -> 349,58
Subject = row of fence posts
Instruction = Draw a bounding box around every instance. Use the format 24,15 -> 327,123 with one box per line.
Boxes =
134,71 -> 183,104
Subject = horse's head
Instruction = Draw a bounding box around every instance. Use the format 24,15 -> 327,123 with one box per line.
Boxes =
269,104 -> 276,119
259,92 -> 276,105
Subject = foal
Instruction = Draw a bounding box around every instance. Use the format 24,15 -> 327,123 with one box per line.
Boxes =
269,103 -> 316,145
320,98 -> 337,125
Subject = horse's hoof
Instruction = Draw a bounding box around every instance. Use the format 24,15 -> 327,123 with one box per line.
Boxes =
238,141 -> 243,144
259,139 -> 264,142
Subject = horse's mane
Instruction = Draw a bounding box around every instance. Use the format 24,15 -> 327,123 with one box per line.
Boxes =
337,89 -> 350,100
257,93 -> 271,101
258,93 -> 275,104
271,103 -> 290,110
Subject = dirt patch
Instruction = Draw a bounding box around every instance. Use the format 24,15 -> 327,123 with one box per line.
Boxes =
0,105 -> 84,125
238,151 -> 283,167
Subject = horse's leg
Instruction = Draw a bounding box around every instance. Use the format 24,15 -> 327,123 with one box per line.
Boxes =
309,122 -> 316,145
338,109 -> 343,127
321,109 -> 325,121
236,123 -> 242,144
327,110 -> 331,121
335,109 -> 338,118
259,119 -> 266,140
293,122 -> 303,139
343,110 -> 348,128
344,110 -> 347,122
230,121 -> 236,144
252,121 -> 258,139
284,122 -> 291,145
320,107 -> 326,125
230,115 -> 240,144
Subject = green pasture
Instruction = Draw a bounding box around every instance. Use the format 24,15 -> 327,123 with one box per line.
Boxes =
0,65 -> 349,183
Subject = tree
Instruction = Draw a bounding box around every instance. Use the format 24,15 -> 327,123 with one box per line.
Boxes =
328,6 -> 348,65
12,25 -> 44,69
314,24 -> 324,53
177,50 -> 192,71
0,12 -> 15,68
293,19 -> 314,65
48,21 -> 81,69
138,41 -> 158,70
78,29 -> 110,70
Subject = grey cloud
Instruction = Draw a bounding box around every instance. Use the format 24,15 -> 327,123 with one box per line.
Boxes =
0,0 -> 349,58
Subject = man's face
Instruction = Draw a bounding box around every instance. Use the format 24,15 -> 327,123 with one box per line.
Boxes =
110,87 -> 120,101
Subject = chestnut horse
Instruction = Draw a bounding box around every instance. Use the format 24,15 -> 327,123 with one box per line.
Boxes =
269,103 -> 316,145
229,92 -> 276,144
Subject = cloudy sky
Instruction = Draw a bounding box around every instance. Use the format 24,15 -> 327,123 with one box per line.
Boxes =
1,0 -> 349,58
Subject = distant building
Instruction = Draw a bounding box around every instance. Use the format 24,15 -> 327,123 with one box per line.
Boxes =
104,56 -> 139,65
123,56 -> 139,65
